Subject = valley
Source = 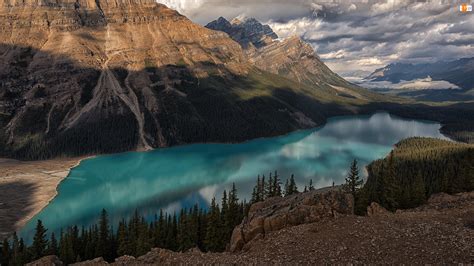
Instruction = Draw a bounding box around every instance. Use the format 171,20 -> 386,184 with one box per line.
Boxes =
1,0 -> 473,161
0,0 -> 473,264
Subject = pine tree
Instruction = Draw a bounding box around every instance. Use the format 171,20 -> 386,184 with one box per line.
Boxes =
17,238 -> 27,266
204,198 -> 222,252
266,172 -> 273,199
97,209 -> 111,260
272,171 -> 282,197
9,232 -> 20,266
221,190 -> 228,223
309,179 -> 315,191
117,220 -> 129,256
1,238 -> 10,266
136,218 -> 151,255
225,183 -> 240,241
250,183 -> 258,204
32,220 -> 48,260
284,179 -> 290,196
343,159 -> 364,201
410,172 -> 426,207
289,174 -> 298,195
48,232 -> 58,255
383,152 -> 400,211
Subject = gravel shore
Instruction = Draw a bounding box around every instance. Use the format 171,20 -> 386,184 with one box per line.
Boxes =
0,157 -> 84,239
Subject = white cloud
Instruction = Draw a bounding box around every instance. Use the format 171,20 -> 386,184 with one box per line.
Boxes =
157,0 -> 474,76
355,77 -> 461,91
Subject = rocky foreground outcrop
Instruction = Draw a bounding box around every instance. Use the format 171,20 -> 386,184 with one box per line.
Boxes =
28,190 -> 474,264
229,189 -> 353,252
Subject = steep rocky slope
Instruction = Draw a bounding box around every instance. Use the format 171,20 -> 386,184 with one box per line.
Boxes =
0,0 -> 378,160
28,190 -> 474,265
206,17 -> 358,90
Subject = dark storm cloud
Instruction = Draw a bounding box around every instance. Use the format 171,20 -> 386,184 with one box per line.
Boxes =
158,0 -> 474,75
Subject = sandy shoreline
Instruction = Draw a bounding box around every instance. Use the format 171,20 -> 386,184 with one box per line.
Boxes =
0,157 -> 86,240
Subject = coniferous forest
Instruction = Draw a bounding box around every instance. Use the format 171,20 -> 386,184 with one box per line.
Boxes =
0,174 -> 314,265
356,137 -> 474,213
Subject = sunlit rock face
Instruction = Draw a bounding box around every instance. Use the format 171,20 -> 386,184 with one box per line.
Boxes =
0,0 -> 281,159
206,17 -> 352,88
0,0 -> 372,160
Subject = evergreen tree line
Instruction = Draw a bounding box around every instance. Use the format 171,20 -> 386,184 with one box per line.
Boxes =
1,176 -> 316,265
355,137 -> 474,213
250,171 -> 315,203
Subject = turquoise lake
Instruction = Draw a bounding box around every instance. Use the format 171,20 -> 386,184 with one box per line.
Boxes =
20,112 -> 448,241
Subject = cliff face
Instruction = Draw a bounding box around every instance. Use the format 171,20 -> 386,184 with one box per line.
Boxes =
229,189 -> 353,252
0,1 -> 371,159
247,36 -> 351,87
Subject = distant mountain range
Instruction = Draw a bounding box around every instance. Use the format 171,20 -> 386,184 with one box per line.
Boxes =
366,58 -> 474,91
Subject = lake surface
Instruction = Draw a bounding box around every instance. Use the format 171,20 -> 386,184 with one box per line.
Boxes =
20,112 -> 447,241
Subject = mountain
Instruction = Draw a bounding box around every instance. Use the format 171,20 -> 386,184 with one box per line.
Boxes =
366,58 -> 474,90
205,16 -> 278,49
206,17 -> 357,90
0,0 -> 375,160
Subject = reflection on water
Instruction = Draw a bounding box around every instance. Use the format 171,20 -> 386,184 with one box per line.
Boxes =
20,113 -> 447,241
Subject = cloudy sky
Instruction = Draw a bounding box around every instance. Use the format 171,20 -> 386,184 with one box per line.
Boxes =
157,0 -> 474,77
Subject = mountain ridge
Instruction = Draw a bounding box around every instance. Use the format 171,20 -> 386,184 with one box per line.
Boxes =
366,57 -> 474,90
206,16 -> 357,90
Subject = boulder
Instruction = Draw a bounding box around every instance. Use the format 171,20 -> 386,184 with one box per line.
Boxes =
26,255 -> 63,266
366,202 -> 391,217
71,257 -> 107,265
229,189 -> 353,252
428,193 -> 458,204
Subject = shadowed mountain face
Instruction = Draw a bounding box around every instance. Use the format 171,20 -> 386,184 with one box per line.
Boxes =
206,17 -> 353,89
0,0 -> 380,160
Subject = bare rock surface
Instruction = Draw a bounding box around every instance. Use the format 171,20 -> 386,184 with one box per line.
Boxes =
26,255 -> 63,266
366,202 -> 391,217
230,189 -> 354,252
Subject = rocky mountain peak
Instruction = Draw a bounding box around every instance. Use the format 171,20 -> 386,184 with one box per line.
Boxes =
207,17 -> 351,88
206,16 -> 278,49
205,16 -> 232,32
230,17 -> 243,25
